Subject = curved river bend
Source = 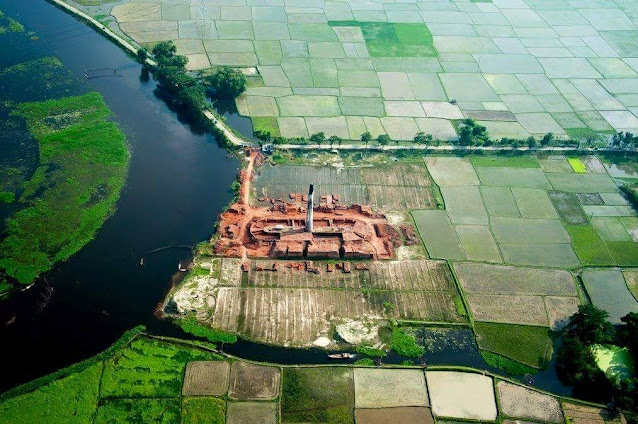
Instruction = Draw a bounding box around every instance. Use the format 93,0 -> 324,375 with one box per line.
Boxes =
0,0 -> 568,396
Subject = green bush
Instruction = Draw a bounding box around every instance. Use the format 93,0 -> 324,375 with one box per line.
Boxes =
355,344 -> 387,358
390,327 -> 425,358
177,315 -> 237,344
481,351 -> 537,376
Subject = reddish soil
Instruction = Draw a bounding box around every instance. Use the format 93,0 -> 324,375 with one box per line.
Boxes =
214,150 -> 401,260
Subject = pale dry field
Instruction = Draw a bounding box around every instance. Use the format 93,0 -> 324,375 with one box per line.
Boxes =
426,371 -> 497,421
354,369 -> 428,409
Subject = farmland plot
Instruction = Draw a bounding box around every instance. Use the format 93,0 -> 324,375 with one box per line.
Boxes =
497,382 -> 563,423
355,407 -> 435,424
208,259 -> 464,346
426,371 -> 497,421
229,362 -> 280,400
253,163 -> 436,211
354,368 -> 428,408
581,269 -> 638,324
454,262 -> 579,326
453,262 -> 576,296
182,361 -> 230,396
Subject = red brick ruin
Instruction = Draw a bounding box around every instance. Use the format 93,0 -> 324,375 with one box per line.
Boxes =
214,150 -> 401,260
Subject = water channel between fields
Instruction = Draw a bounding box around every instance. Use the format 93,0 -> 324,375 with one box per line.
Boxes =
0,0 -> 569,396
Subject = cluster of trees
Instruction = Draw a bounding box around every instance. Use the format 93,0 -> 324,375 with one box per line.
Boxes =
148,42 -> 206,123
556,305 -> 637,421
138,43 -> 247,144
257,120 -> 566,149
203,66 -> 246,100
612,132 -> 638,148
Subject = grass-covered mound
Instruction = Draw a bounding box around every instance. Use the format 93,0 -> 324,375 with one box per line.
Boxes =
0,92 -> 129,286
474,321 -> 552,369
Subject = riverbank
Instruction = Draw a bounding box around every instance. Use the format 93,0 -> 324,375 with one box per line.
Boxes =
47,0 -> 638,154
0,331 -> 619,423
0,0 -> 240,393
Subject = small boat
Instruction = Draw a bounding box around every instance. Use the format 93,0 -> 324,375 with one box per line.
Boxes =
178,261 -> 187,272
139,258 -> 144,267
328,353 -> 354,359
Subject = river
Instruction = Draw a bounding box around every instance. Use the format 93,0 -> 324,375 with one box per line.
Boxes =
0,0 -> 569,396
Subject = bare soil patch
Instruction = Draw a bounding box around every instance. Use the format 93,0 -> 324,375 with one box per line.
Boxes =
182,361 -> 230,396
355,407 -> 435,424
229,361 -> 281,400
354,368 -> 428,408
497,381 -> 563,423
562,402 -> 625,424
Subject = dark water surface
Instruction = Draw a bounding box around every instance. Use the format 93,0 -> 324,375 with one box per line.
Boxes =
0,0 -> 570,396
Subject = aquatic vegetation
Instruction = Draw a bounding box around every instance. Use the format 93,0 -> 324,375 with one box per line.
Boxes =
0,10 -> 24,34
390,327 -> 425,358
0,92 -> 128,285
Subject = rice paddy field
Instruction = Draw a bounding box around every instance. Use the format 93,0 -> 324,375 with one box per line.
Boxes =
98,0 -> 638,140
415,154 -> 637,268
2,334 -> 613,424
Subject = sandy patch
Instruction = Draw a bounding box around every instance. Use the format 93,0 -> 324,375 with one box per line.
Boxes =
336,319 -> 379,345
425,371 -> 497,420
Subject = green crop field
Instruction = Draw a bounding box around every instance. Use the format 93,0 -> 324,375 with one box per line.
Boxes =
100,338 -> 219,398
281,367 -> 354,423
474,322 -> 553,369
0,363 -> 101,423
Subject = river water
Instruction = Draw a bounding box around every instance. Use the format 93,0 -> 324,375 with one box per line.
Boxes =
0,0 -> 569,396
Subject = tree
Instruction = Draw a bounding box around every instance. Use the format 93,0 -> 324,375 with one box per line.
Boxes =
541,132 -> 554,146
527,136 -> 537,148
310,132 -> 325,145
137,48 -> 148,62
204,66 -> 246,99
152,40 -> 177,60
617,312 -> 638,355
377,134 -> 391,145
565,304 -> 615,345
414,132 -> 433,145
254,130 -> 272,142
459,125 -> 473,146
328,135 -> 341,147
361,131 -> 372,146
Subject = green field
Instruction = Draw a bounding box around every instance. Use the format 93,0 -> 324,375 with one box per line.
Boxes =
100,337 -> 219,398
281,367 -> 354,423
474,322 -> 553,369
566,225 -> 614,265
182,397 -> 226,424
0,363 -> 101,423
0,92 -> 128,286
